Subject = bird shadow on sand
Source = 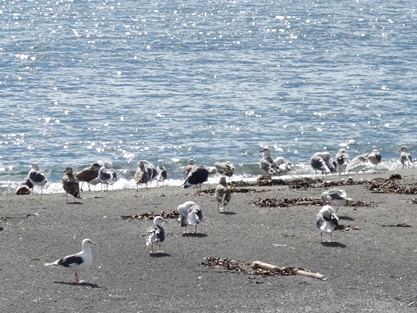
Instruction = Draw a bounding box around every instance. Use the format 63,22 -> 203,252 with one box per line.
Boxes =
67,201 -> 83,205
320,241 -> 347,248
149,252 -> 171,258
218,211 -> 236,216
339,216 -> 354,221
182,233 -> 208,238
54,281 -> 100,288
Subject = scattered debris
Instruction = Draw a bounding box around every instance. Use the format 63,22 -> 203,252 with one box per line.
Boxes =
250,197 -> 371,208
0,213 -> 38,221
368,178 -> 417,194
335,225 -> 360,231
231,177 -> 371,189
380,223 -> 412,228
201,256 -> 326,280
120,210 -> 179,220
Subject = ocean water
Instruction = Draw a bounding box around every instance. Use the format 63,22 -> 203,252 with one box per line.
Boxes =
1,0 -> 417,193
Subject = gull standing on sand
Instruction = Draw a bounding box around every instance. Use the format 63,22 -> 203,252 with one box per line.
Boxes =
177,201 -> 203,234
315,205 -> 339,242
259,147 -> 278,175
44,238 -> 96,283
274,156 -> 291,176
366,149 -> 382,170
75,161 -> 103,191
215,176 -> 232,212
28,162 -> 48,194
97,161 -> 118,191
156,160 -> 168,186
16,177 -> 33,195
182,164 -> 211,192
399,146 -> 412,169
310,152 -> 337,175
321,188 -> 352,212
146,216 -> 166,254
62,166 -> 81,203
335,149 -> 350,175
214,161 -> 235,180
135,160 -> 154,189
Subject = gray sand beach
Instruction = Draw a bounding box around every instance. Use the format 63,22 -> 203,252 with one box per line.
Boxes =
1,169 -> 417,312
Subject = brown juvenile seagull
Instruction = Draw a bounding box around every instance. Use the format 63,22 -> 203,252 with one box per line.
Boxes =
215,176 -> 232,212
62,166 -> 81,203
75,161 -> 102,191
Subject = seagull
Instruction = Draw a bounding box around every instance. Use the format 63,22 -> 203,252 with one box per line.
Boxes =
146,216 -> 166,254
97,161 -> 118,191
182,165 -> 210,192
135,160 -> 155,189
399,146 -> 412,169
177,201 -> 203,234
75,161 -> 103,191
16,177 -> 33,195
259,147 -> 278,175
28,162 -> 48,194
335,149 -> 350,175
185,159 -> 195,176
274,156 -> 291,176
366,149 -> 382,170
156,160 -> 168,186
62,166 -> 81,203
214,161 -> 235,180
315,205 -> 339,242
310,152 -> 337,175
321,188 -> 352,212
44,238 -> 96,283
215,176 -> 232,212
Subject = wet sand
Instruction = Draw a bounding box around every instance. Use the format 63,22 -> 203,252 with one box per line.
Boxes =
1,168 -> 417,312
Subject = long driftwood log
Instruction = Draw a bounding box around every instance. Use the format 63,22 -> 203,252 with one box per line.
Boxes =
250,260 -> 327,281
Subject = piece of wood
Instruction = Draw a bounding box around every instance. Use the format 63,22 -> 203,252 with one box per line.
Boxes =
250,260 -> 327,280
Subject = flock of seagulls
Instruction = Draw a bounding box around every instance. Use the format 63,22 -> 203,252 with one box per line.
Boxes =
16,146 -> 414,282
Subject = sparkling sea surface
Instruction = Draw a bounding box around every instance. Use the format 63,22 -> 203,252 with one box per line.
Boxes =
1,0 -> 417,193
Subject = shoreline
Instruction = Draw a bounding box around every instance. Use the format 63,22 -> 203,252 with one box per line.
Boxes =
1,167 -> 417,312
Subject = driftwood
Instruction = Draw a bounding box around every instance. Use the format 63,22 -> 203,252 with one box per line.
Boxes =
250,260 -> 327,281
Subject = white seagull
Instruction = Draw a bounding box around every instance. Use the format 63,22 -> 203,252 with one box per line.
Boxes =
44,238 -> 96,283
146,216 -> 166,254
215,176 -> 232,212
97,161 -> 118,191
156,160 -> 168,186
177,201 -> 203,234
310,152 -> 337,175
366,149 -> 382,170
315,205 -> 339,242
274,156 -> 291,176
335,149 -> 350,175
259,147 -> 278,175
321,188 -> 352,212
214,161 -> 235,180
28,162 -> 48,194
399,146 -> 412,169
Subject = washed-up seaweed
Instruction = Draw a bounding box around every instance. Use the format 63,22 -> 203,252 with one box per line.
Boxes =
368,178 -> 417,194
250,197 -> 371,208
201,256 -> 326,280
380,223 -> 412,228
231,177 -> 371,189
120,210 -> 179,220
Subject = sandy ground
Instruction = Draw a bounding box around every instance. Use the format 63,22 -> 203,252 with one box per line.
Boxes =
1,168 -> 417,312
